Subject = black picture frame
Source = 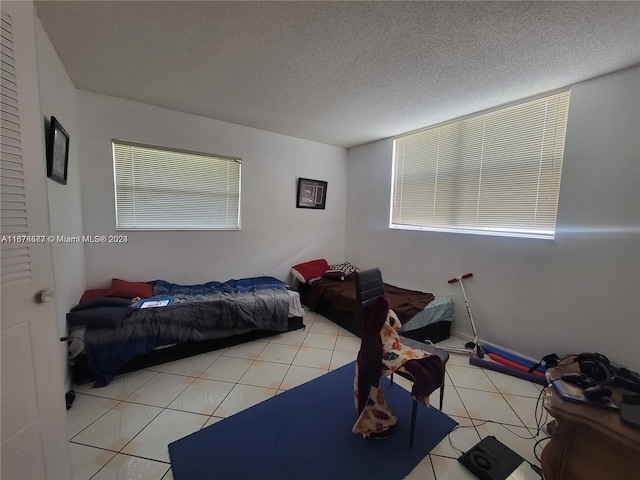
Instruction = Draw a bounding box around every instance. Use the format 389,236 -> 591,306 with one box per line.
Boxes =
296,177 -> 327,210
46,116 -> 69,185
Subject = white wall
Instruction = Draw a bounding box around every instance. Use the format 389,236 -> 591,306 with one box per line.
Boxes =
77,92 -> 348,288
34,11 -> 637,372
346,66 -> 640,370
36,18 -> 86,389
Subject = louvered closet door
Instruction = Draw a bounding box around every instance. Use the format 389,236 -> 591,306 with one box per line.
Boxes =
1,3 -> 70,479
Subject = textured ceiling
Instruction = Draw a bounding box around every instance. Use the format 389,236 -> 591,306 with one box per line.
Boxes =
34,1 -> 640,148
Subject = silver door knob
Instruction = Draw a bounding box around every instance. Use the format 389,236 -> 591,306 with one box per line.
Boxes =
40,290 -> 54,302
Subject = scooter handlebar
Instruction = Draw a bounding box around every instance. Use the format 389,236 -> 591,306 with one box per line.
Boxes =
447,273 -> 473,283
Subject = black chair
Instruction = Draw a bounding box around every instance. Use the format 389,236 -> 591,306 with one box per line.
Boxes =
355,268 -> 449,446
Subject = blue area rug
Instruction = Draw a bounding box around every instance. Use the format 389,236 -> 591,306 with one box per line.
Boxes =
169,361 -> 457,480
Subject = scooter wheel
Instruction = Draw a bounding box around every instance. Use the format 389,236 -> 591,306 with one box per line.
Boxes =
476,345 -> 485,358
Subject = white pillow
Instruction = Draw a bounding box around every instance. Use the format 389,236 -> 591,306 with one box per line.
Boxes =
290,267 -> 306,284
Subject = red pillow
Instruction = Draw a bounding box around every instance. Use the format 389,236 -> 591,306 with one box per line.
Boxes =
291,259 -> 330,283
79,288 -> 110,303
106,278 -> 153,299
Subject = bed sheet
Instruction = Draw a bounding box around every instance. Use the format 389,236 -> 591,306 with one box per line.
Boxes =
398,295 -> 453,334
68,277 -> 301,386
286,289 -> 304,318
305,276 -> 437,326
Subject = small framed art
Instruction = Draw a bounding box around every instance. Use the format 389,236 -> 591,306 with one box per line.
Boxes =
297,177 -> 327,210
46,116 -> 70,185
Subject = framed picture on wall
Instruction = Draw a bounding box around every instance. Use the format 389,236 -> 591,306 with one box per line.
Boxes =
297,177 -> 327,210
46,116 -> 70,185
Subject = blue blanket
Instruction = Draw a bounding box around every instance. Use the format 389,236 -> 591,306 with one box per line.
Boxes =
79,277 -> 291,386
152,276 -> 287,296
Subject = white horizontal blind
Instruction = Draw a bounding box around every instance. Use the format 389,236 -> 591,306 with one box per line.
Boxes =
391,91 -> 570,239
113,141 -> 241,230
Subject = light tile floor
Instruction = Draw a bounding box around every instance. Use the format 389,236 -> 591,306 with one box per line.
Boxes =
67,310 -> 550,479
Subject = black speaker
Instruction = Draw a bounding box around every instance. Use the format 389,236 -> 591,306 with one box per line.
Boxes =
458,436 -> 524,480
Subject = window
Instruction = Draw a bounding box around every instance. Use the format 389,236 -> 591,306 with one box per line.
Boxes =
390,90 -> 570,239
113,140 -> 241,230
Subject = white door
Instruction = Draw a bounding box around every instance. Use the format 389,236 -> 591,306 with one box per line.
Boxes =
1,2 -> 71,479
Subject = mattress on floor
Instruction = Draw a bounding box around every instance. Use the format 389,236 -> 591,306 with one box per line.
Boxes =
398,295 -> 453,334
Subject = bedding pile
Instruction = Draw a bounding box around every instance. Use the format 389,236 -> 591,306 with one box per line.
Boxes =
68,276 -> 292,387
291,259 -> 452,342
308,275 -> 435,326
291,258 -> 435,326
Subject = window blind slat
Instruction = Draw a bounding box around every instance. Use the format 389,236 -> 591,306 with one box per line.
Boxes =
113,141 -> 241,230
391,91 -> 570,239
